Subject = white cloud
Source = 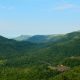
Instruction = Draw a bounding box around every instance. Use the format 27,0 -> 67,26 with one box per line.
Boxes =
54,3 -> 74,11
53,0 -> 80,12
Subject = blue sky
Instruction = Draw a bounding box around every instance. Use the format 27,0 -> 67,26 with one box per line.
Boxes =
0,0 -> 80,38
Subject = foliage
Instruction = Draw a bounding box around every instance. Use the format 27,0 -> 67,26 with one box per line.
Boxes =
0,31 -> 80,80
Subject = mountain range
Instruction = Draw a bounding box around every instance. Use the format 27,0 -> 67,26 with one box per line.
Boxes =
14,31 -> 80,44
0,30 -> 80,80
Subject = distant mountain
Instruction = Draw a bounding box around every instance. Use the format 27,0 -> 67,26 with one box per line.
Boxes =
27,35 -> 65,43
14,35 -> 31,41
53,31 -> 80,43
14,31 -> 80,43
14,34 -> 64,43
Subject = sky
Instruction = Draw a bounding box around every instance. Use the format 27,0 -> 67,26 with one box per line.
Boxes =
0,0 -> 80,38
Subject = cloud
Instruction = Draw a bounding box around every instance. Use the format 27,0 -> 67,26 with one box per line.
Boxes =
53,1 -> 80,12
41,1 -> 80,12
54,3 -> 74,11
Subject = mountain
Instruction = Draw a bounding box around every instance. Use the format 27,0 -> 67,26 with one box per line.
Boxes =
0,30 -> 80,80
14,34 -> 64,43
27,35 -> 65,43
14,31 -> 80,43
0,35 -> 35,57
14,35 -> 31,41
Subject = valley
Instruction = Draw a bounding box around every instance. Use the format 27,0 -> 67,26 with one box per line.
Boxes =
0,31 -> 80,80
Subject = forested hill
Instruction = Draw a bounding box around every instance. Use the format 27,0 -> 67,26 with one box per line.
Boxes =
14,31 -> 80,43
0,31 -> 80,80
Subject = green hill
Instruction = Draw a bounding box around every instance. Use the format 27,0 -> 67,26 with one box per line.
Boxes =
0,31 -> 80,80
14,34 -> 64,43
14,31 -> 80,43
50,66 -> 80,80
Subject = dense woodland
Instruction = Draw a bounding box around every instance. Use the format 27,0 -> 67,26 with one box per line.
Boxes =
0,31 -> 80,80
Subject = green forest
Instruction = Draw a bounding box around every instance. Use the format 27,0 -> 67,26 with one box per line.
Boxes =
0,31 -> 80,80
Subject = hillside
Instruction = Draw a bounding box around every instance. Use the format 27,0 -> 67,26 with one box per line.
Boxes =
50,66 -> 80,80
0,31 -> 80,80
14,35 -> 31,41
14,31 -> 80,43
14,34 -> 64,43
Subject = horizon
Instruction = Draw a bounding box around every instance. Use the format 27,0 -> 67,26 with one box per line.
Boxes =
0,0 -> 80,38
0,30 -> 79,39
